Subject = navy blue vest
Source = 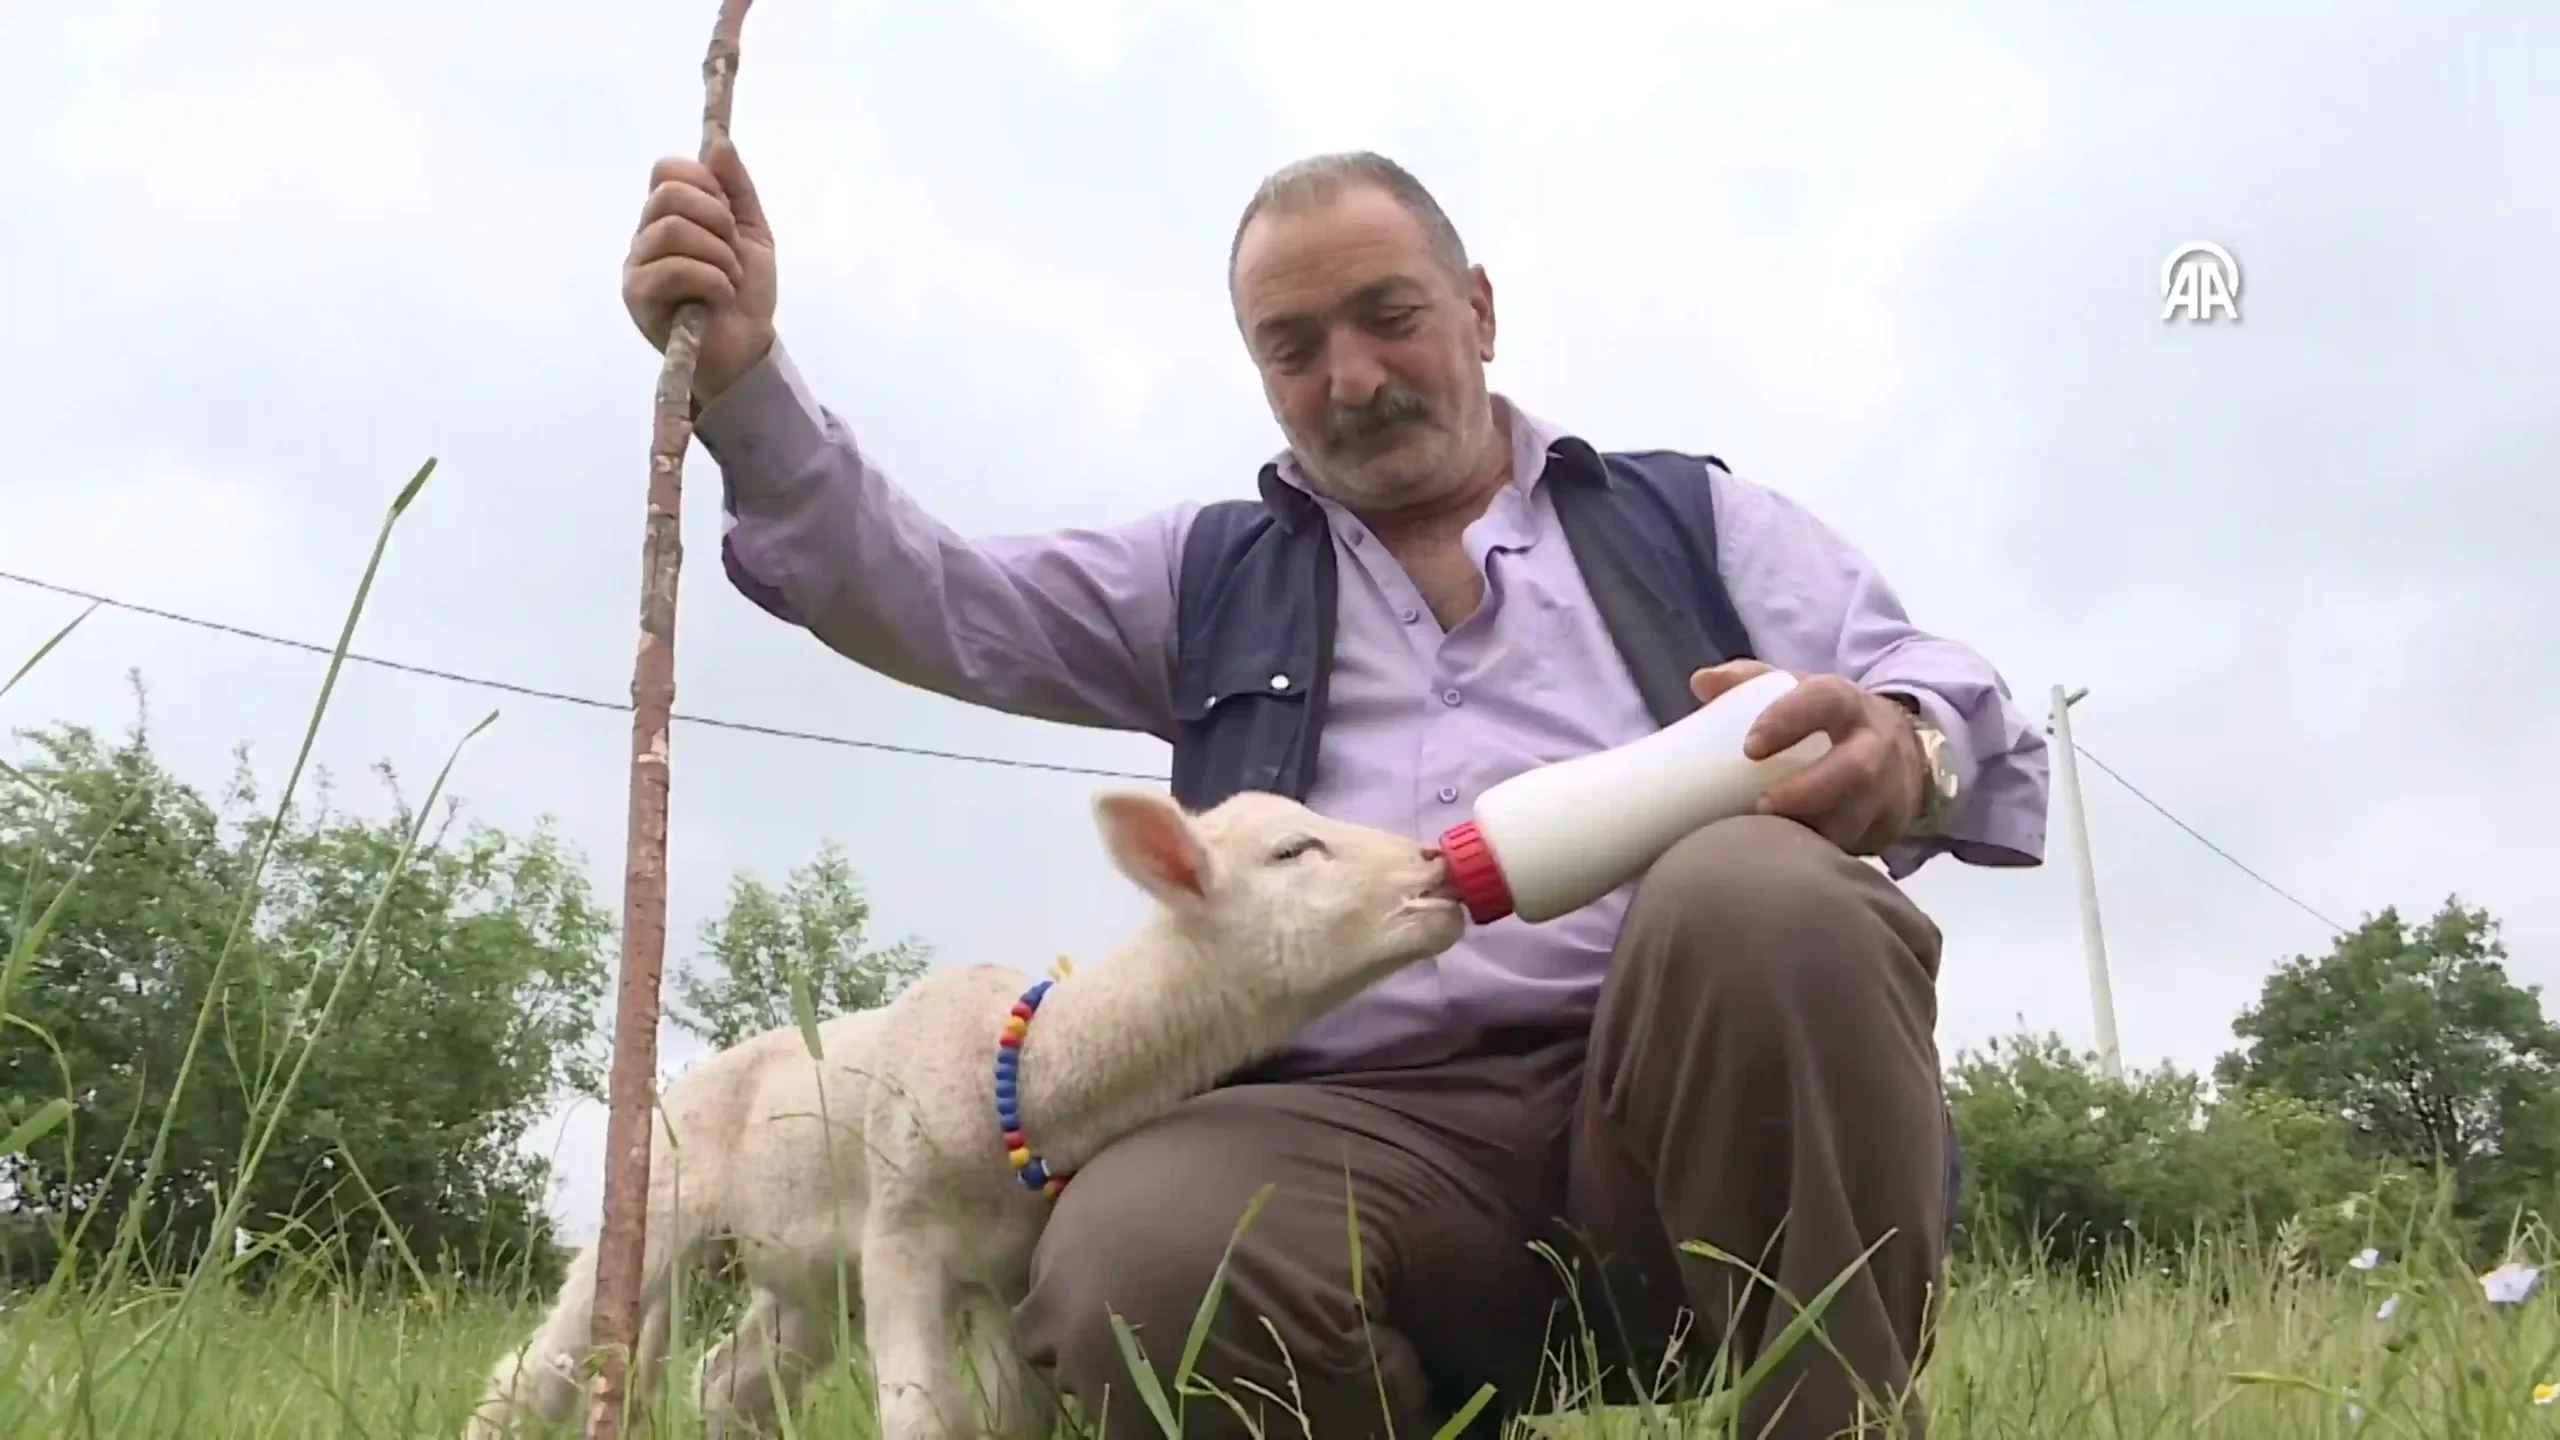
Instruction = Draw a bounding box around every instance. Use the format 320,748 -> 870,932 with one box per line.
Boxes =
1169,437 -> 1755,813
1167,435 -> 1964,1241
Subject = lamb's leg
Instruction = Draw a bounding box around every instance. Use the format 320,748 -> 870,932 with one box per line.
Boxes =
954,1285 -> 1054,1440
862,1223 -> 971,1440
462,1242 -> 598,1438
463,1173 -> 701,1437
694,1286 -> 840,1438
693,1287 -> 776,1427
630,1301 -> 674,1427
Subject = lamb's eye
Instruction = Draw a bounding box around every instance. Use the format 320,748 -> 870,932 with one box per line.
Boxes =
1269,835 -> 1327,864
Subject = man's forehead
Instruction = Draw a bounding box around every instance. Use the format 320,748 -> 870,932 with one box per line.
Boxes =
1233,188 -> 1439,310
1243,274 -> 1430,339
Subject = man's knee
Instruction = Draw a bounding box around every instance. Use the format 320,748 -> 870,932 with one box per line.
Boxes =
1015,1098 -> 1387,1433
1018,1139 -> 1288,1382
1617,814 -> 1943,1019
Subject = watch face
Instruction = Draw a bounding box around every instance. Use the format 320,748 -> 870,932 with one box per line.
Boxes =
1920,730 -> 1958,806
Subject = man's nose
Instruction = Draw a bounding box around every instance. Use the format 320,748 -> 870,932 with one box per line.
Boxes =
1327,338 -> 1389,406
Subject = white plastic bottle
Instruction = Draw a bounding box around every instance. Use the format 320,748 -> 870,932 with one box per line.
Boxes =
1436,669 -> 1833,924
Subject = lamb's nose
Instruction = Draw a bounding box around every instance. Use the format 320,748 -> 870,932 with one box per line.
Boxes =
1417,844 -> 1443,864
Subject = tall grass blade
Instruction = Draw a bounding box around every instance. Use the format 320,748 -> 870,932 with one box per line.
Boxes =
0,600 -> 98,705
0,1096 -> 73,1155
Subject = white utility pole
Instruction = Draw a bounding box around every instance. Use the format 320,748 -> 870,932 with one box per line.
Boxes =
2048,684 -> 2122,1080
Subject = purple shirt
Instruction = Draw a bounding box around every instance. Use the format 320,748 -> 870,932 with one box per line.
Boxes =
700,341 -> 2050,1075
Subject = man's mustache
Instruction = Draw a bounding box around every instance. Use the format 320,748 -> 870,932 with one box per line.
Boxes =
1327,388 -> 1432,445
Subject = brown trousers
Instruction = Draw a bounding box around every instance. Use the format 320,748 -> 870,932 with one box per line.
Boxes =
1014,815 -> 1951,1439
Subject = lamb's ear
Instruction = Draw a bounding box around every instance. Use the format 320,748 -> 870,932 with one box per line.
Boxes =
1092,788 -> 1211,906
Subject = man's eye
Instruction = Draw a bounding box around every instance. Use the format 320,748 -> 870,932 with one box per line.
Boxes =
1371,307 -> 1419,334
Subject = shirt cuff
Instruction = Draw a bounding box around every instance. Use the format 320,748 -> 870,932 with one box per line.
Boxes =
691,338 -> 836,508
1869,681 -> 1981,820
1867,680 -> 2036,880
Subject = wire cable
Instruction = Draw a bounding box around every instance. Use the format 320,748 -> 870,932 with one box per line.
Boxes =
3,567 -> 2353,930
0,569 -> 1165,783
2066,739 -> 2346,933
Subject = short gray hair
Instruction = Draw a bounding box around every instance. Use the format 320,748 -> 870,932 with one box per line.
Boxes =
1227,151 -> 1471,288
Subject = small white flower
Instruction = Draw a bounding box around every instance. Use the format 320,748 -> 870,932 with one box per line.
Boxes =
2376,1294 -> 2399,1320
2349,1247 -> 2381,1271
2483,1262 -> 2541,1306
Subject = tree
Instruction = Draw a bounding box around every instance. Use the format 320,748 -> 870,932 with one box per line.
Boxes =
239,759 -> 612,1285
1947,1031 -> 2376,1276
0,716 -> 612,1289
671,840 -> 930,1052
2216,897 -> 2560,1247
1,721 -> 251,1284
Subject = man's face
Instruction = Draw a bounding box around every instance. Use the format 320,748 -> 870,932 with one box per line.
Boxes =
1231,186 -> 1498,513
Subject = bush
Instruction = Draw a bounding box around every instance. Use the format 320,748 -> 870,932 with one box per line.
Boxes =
1948,1031 -> 2399,1277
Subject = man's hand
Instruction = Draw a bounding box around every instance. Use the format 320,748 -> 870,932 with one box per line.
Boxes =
1689,660 -> 1930,856
622,138 -> 779,405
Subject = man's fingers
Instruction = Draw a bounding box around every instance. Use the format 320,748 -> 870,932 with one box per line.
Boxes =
633,212 -> 745,288
709,139 -> 771,236
638,180 -> 741,247
628,256 -> 739,318
1742,675 -> 1863,760
1691,666 -> 1860,760
647,155 -> 719,197
1757,730 -> 1884,828
1688,660 -> 1776,706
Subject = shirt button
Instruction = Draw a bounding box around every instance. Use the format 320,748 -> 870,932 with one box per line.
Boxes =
1437,785 -> 1459,804
1441,688 -> 1463,707
1346,530 -> 1367,547
1400,607 -> 1421,625
1269,674 -> 1292,692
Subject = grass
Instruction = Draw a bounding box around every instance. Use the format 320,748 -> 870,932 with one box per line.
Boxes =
3,1238 -> 2558,1438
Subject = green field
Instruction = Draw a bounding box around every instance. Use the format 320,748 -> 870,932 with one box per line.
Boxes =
4,1243 -> 2555,1439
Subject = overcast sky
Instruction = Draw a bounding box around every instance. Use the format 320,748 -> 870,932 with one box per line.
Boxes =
6,3 -> 2552,1245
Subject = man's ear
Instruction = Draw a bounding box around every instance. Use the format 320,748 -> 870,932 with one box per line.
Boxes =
1468,264 -> 1497,363
1092,788 -> 1211,906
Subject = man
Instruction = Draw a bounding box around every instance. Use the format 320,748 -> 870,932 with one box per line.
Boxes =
622,143 -> 2048,1438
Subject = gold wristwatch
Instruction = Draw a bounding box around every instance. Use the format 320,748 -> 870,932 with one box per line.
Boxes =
1884,693 -> 1962,834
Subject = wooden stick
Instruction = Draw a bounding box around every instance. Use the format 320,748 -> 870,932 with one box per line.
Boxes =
585,2 -> 755,1437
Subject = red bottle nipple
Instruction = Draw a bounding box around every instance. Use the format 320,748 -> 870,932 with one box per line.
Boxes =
1435,819 -> 1515,925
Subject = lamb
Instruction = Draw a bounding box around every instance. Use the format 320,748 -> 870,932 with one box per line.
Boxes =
462,786 -> 1468,1440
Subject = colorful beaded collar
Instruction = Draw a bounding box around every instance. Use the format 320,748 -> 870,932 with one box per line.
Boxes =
995,956 -> 1076,1198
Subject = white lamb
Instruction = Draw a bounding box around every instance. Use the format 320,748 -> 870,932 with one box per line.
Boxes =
463,786 -> 1468,1440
